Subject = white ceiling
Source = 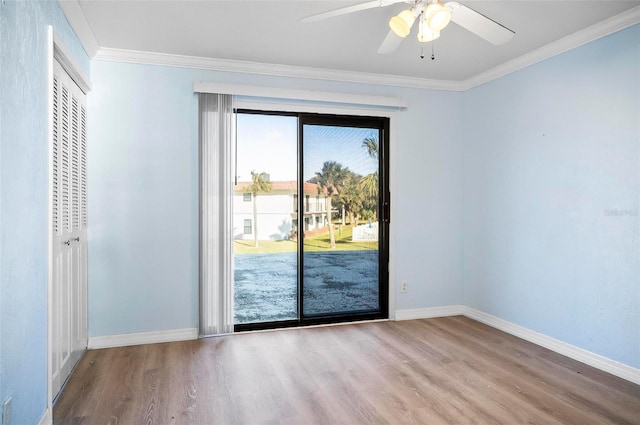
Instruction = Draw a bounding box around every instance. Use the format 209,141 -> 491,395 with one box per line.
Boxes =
71,0 -> 640,83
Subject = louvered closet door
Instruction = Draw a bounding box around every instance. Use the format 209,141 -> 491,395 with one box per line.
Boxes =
51,59 -> 88,398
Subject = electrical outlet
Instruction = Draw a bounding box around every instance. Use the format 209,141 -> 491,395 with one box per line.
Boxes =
2,397 -> 11,425
401,282 -> 408,293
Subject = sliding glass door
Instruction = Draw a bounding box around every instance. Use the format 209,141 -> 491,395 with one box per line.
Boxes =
301,115 -> 387,318
233,112 -> 298,325
234,111 -> 389,330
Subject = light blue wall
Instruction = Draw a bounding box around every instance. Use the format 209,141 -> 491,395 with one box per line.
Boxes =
87,61 -> 465,336
462,25 -> 639,367
0,0 -> 89,423
394,90 -> 464,308
88,12 -> 638,375
87,64 -> 200,336
0,3 -> 636,421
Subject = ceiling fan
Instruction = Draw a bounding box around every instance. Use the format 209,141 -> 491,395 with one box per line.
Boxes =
301,0 -> 515,54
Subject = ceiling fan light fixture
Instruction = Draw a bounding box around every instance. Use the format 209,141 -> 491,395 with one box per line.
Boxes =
424,2 -> 452,32
389,9 -> 416,38
417,18 -> 440,42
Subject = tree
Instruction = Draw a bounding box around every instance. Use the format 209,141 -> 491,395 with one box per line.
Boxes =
312,161 -> 350,249
358,172 -> 378,199
361,136 -> 378,160
359,136 -> 379,219
248,170 -> 272,248
337,170 -> 365,226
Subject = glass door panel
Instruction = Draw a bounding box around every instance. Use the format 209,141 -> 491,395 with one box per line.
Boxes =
233,111 -> 389,330
301,120 -> 384,318
233,112 -> 298,324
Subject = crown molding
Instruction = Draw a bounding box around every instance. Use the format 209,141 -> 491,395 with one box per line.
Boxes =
94,47 -> 464,91
67,1 -> 638,92
460,5 -> 640,90
57,0 -> 99,57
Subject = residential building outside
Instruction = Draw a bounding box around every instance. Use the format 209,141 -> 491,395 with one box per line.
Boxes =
233,180 -> 329,241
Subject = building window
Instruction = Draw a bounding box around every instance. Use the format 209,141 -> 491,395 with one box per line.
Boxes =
293,194 -> 298,212
305,195 -> 310,212
243,193 -> 252,202
244,219 -> 252,234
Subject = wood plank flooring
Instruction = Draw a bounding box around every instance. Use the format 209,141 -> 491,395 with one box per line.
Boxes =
53,316 -> 640,424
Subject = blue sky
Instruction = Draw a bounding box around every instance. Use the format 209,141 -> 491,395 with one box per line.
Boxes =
236,113 -> 378,182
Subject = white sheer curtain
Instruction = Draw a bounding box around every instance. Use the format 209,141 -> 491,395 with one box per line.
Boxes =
199,93 -> 235,336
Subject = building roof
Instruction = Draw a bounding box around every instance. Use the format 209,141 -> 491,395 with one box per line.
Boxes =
234,180 -> 327,195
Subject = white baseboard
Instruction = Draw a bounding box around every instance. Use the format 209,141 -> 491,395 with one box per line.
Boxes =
393,305 -> 640,385
461,307 -> 640,385
84,310 -> 640,385
38,408 -> 52,425
394,305 -> 464,321
88,327 -> 198,349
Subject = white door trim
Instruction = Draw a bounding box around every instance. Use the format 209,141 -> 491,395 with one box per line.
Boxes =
46,24 -> 54,418
47,28 -> 91,412
52,35 -> 91,94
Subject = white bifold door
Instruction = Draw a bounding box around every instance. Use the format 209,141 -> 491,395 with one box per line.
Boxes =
51,59 -> 88,398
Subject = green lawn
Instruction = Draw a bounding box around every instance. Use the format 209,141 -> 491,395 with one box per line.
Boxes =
234,225 -> 378,254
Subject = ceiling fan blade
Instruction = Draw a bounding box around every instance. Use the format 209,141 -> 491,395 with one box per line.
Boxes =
447,2 -> 514,45
301,0 -> 406,24
377,30 -> 404,54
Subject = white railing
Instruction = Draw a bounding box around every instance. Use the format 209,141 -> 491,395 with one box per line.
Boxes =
352,222 -> 378,241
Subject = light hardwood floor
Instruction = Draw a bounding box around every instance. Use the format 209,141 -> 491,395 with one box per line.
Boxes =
53,316 -> 640,424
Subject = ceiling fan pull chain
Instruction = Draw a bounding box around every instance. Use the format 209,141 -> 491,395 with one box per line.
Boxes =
431,40 -> 436,60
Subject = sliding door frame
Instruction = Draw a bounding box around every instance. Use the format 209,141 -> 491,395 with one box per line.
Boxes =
298,112 -> 389,325
234,107 -> 390,332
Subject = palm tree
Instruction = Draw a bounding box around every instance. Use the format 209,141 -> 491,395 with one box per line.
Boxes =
338,170 -> 365,226
313,161 -> 350,249
359,136 -> 379,211
248,170 -> 272,248
358,172 -> 378,199
361,136 -> 378,160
